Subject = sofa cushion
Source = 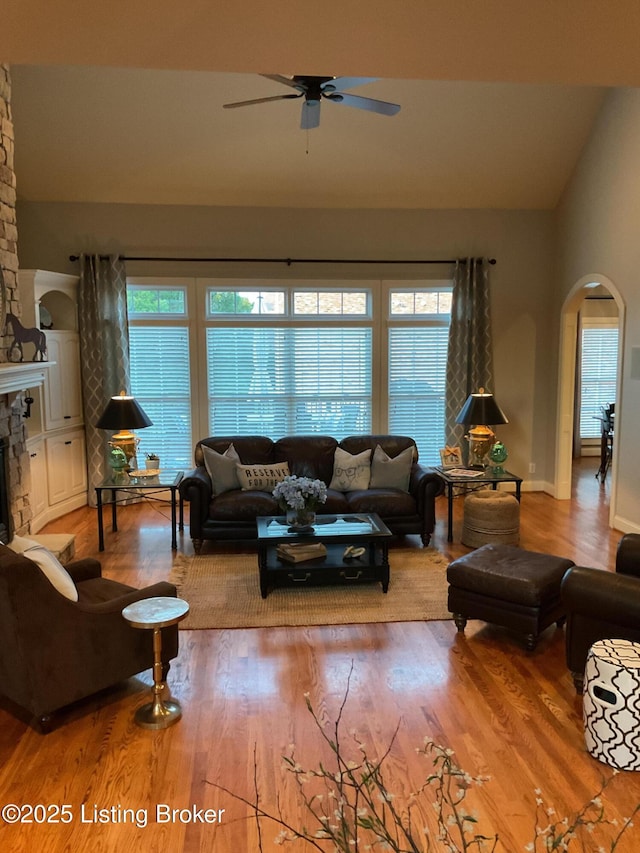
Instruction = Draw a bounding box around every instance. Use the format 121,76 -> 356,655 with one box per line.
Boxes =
329,447 -> 371,491
236,462 -> 290,491
202,443 -> 241,495
323,489 -> 351,514
345,488 -> 418,518
340,434 -> 418,461
77,576 -> 138,605
210,490 -> 279,521
273,435 -> 337,483
7,535 -> 79,602
196,435 -> 274,468
369,444 -> 414,491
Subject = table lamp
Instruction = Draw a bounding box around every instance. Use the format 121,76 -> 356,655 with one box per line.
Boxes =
455,387 -> 508,468
96,391 -> 153,471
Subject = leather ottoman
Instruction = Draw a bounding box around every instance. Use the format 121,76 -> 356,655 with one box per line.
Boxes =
447,543 -> 574,650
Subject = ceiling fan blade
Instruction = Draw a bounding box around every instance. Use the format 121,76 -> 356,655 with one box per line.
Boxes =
322,76 -> 378,92
260,74 -> 303,90
223,93 -> 302,109
327,92 -> 401,116
301,100 -> 321,130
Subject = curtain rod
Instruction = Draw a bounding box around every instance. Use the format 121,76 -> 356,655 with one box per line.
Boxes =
68,254 -> 496,266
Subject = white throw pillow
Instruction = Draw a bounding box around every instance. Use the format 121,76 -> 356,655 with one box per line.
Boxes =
236,462 -> 291,491
369,444 -> 414,492
202,443 -> 241,495
329,447 -> 372,492
8,535 -> 78,602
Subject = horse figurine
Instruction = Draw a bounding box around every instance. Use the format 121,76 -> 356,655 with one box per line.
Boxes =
5,314 -> 48,362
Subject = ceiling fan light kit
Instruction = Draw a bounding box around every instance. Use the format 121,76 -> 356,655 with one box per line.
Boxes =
223,75 -> 401,129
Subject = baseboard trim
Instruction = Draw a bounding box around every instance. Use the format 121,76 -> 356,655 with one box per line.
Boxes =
495,478 -> 551,494
612,514 -> 640,535
31,493 -> 88,533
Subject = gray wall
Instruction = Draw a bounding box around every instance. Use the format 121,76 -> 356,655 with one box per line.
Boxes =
16,201 -> 557,488
557,87 -> 640,532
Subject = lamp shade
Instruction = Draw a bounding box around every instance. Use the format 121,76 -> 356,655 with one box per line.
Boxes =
455,388 -> 508,426
96,393 -> 153,430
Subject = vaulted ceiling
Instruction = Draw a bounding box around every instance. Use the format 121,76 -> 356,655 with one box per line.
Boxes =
5,1 -> 640,210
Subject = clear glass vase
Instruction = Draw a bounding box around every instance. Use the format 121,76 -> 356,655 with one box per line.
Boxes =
285,508 -> 316,531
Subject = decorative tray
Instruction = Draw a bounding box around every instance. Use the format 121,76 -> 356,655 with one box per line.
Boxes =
128,469 -> 160,478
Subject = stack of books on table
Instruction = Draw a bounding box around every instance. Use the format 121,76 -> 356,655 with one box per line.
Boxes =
276,542 -> 328,563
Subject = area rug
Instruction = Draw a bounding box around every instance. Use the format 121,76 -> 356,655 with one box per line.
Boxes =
168,548 -> 451,629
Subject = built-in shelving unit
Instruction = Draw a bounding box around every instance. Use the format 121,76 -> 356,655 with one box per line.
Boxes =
18,269 -> 87,532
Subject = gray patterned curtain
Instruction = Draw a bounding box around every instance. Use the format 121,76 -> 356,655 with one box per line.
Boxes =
445,258 -> 494,447
78,254 -> 130,504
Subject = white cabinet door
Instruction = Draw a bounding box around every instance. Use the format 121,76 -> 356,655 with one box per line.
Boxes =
45,430 -> 87,506
44,331 -> 83,431
27,439 -> 48,521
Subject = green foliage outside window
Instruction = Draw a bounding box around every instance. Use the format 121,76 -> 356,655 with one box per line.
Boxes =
209,291 -> 255,314
127,288 -> 185,315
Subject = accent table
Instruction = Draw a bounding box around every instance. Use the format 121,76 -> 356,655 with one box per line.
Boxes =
436,466 -> 523,542
95,469 -> 184,551
122,596 -> 189,730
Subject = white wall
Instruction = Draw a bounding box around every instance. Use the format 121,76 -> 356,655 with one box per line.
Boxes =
557,87 -> 640,531
15,201 -> 557,488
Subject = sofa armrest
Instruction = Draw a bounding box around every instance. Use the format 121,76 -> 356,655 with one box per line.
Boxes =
561,566 -> 640,627
66,558 -> 102,584
75,581 -> 178,616
616,533 -> 640,577
408,464 -> 445,545
409,463 -> 445,506
179,466 -> 212,531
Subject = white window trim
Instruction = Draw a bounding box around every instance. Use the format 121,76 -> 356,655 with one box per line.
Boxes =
126,276 -> 453,465
578,316 -> 619,444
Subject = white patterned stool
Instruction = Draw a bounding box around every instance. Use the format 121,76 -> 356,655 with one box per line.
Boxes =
583,638 -> 640,770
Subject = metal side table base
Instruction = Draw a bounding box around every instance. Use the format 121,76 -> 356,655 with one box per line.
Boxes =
122,596 -> 189,730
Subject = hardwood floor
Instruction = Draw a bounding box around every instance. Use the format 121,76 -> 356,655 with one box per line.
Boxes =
1,460 -> 638,852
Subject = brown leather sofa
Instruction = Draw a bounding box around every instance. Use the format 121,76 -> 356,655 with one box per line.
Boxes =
0,543 -> 179,732
561,533 -> 640,692
179,434 -> 444,552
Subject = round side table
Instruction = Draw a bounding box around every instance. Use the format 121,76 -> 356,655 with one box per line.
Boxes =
122,596 -> 189,730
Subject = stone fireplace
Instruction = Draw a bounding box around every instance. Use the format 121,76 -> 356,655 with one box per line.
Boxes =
0,63 -> 39,536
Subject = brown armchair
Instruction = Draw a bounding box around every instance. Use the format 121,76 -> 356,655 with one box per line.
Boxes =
0,544 -> 179,732
561,533 -> 640,692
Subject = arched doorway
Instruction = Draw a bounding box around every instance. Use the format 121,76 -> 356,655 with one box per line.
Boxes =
555,274 -> 624,528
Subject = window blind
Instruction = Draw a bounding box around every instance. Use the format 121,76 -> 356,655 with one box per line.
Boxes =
388,326 -> 449,464
579,325 -> 618,439
129,327 -> 192,467
206,327 -> 372,439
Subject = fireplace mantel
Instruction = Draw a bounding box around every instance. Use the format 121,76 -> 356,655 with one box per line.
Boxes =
0,361 -> 55,396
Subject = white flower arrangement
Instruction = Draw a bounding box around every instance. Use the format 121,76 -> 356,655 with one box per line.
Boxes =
272,475 -> 328,512
206,667 -> 640,853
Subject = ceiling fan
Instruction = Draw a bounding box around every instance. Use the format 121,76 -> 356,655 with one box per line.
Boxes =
223,75 -> 401,129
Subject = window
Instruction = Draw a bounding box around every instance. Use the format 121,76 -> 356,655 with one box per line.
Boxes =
293,290 -> 369,317
207,289 -> 285,316
127,285 -> 186,317
127,283 -> 192,468
387,285 -> 452,464
205,285 -> 373,439
579,321 -> 619,439
126,278 -> 452,466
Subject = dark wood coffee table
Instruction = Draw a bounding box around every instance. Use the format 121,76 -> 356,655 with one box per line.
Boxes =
256,512 -> 393,598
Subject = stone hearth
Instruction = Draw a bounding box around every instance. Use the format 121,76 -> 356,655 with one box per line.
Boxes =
1,64 -> 33,535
